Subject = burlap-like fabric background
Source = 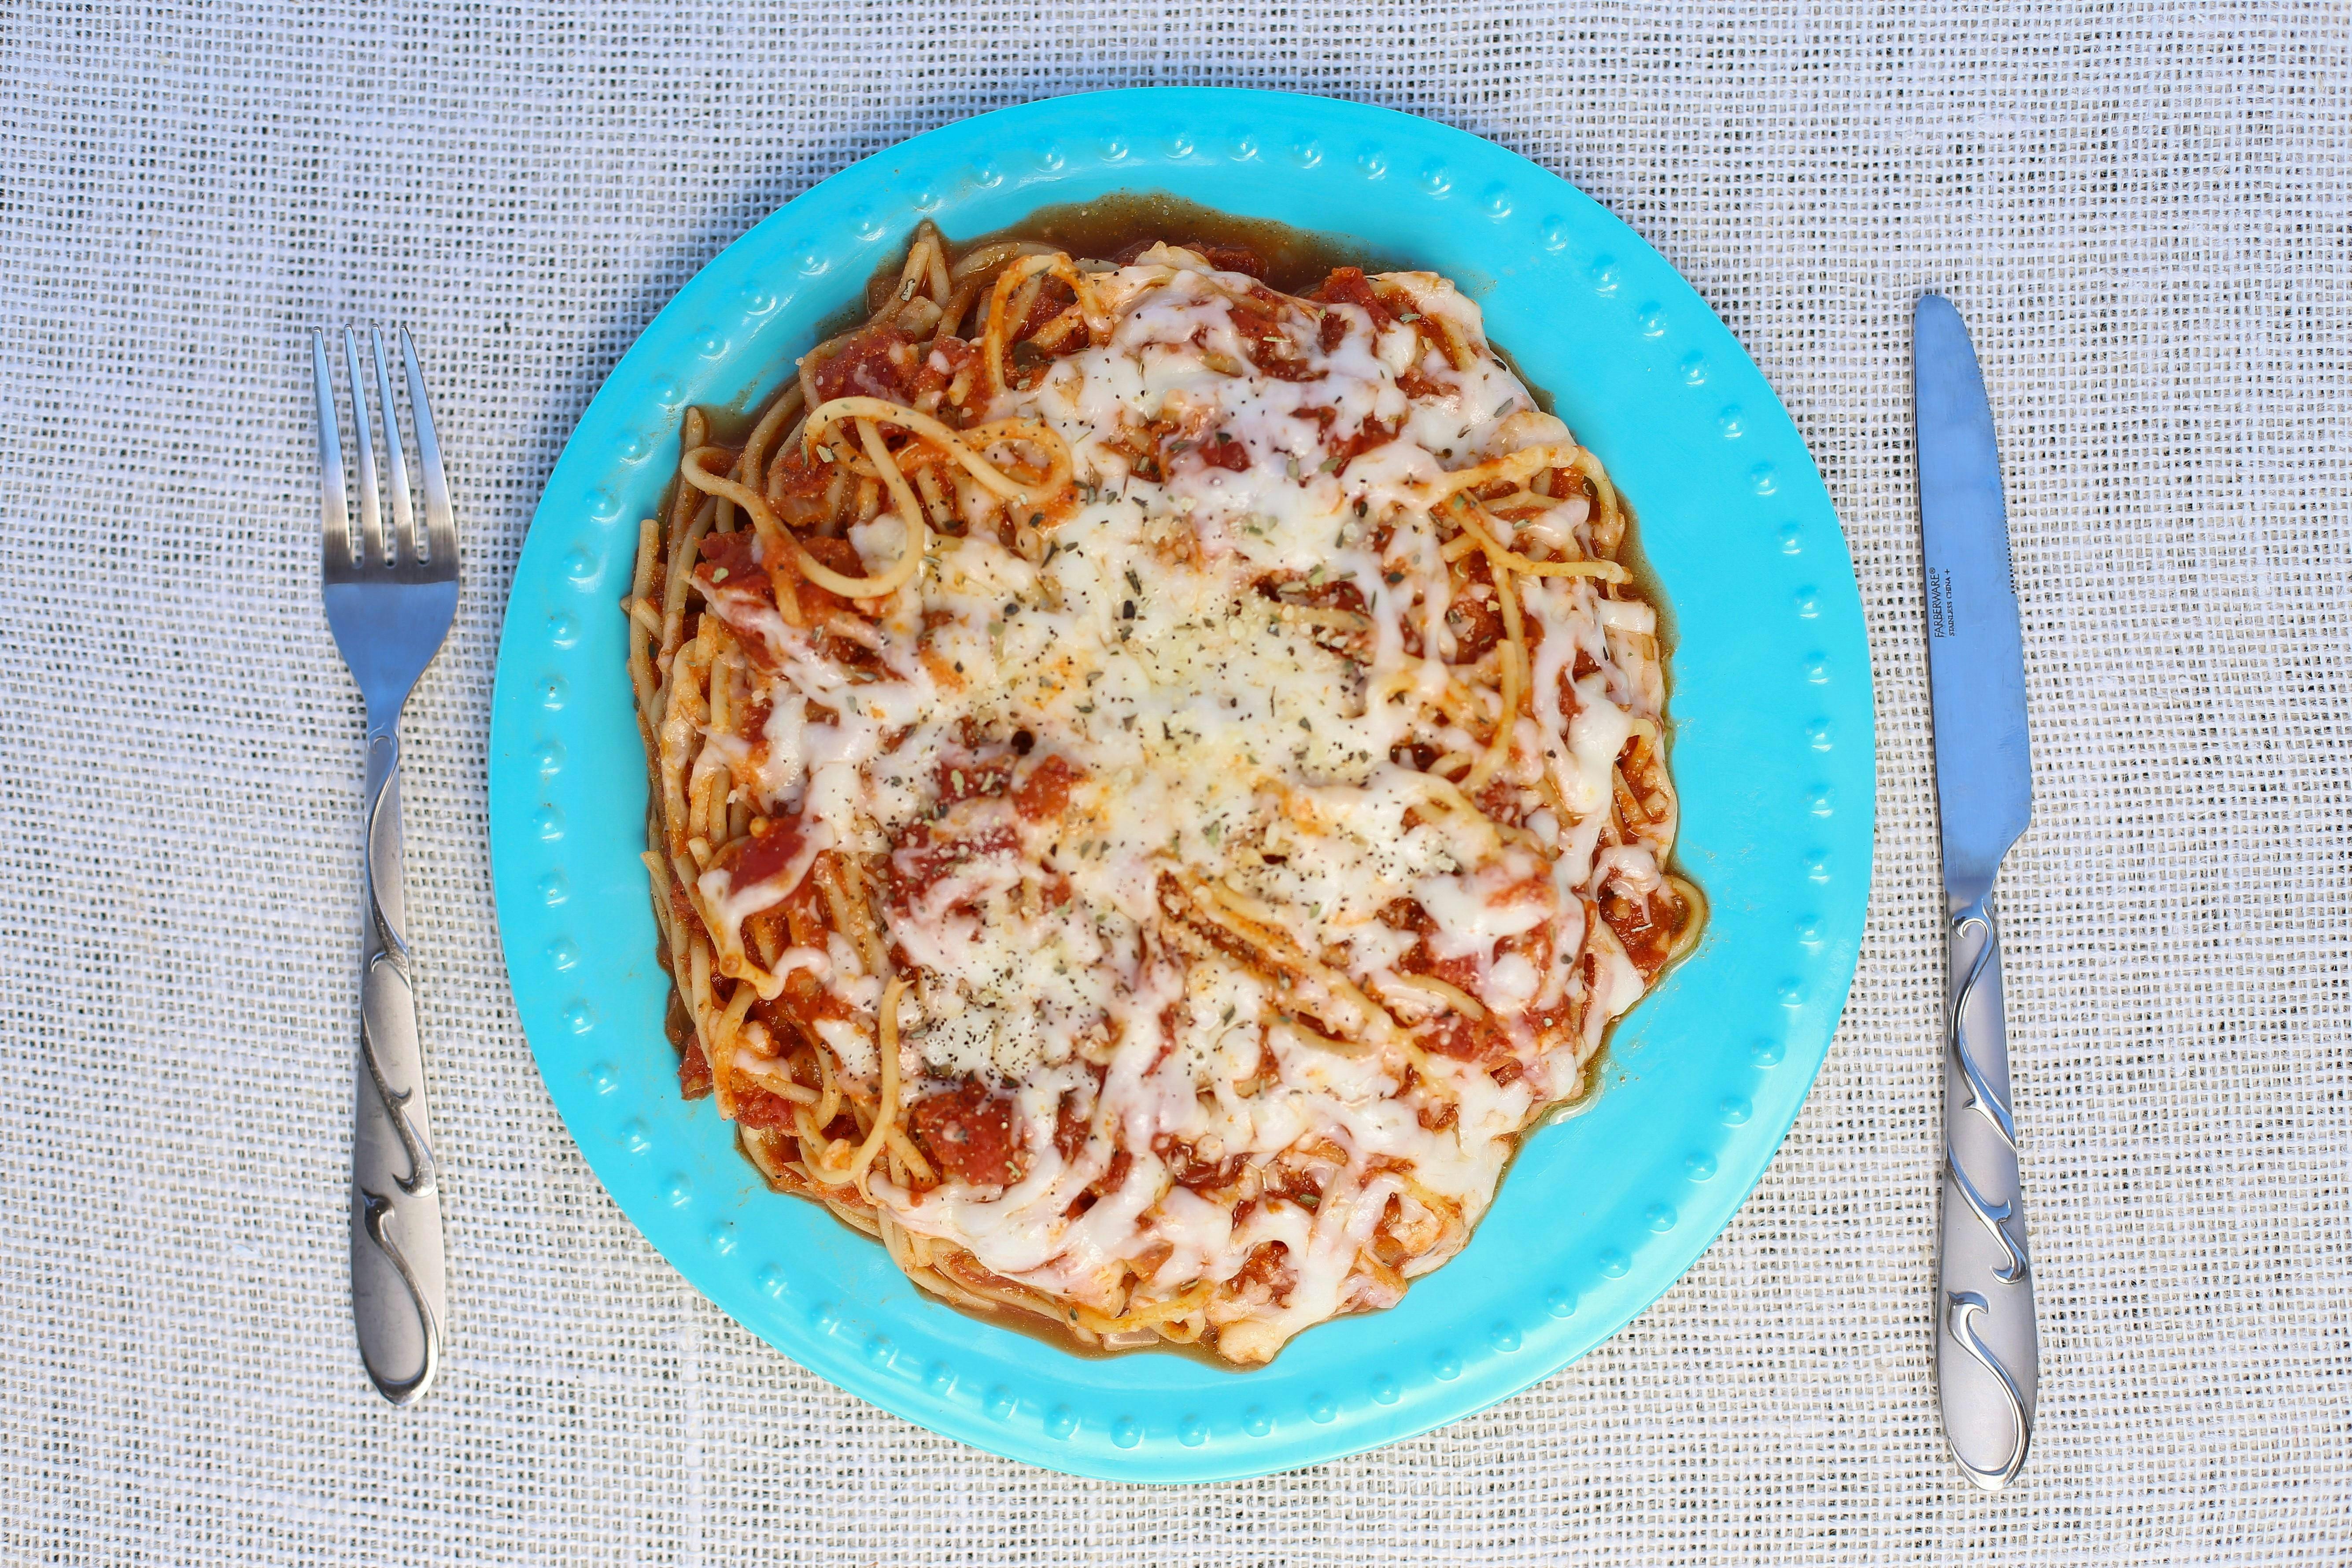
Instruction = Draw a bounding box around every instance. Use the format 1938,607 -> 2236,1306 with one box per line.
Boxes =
4,3 -> 2346,1563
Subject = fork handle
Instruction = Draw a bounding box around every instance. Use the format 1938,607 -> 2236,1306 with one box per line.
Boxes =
1934,893 -> 2038,1489
349,720 -> 446,1404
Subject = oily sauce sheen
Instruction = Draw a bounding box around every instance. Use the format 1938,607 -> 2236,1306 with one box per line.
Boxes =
926,191 -> 1406,298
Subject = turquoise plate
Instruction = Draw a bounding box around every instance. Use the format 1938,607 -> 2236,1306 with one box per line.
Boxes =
488,88 -> 1872,1483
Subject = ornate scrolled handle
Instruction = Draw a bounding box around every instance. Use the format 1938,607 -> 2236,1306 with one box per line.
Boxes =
349,725 -> 446,1406
1945,1292 -> 2031,1490
1935,894 -> 2038,1491
1946,1147 -> 2030,1286
1948,904 -> 2018,1147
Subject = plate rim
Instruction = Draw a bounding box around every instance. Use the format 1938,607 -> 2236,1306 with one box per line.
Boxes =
488,85 -> 1876,1483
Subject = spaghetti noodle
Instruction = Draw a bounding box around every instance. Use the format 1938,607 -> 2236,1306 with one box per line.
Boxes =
622,218 -> 1702,1364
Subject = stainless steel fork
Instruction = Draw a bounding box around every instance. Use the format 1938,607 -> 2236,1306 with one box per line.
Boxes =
313,325 -> 458,1406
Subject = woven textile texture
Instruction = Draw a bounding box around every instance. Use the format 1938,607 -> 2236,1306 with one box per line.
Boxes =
3,2 -> 2347,1563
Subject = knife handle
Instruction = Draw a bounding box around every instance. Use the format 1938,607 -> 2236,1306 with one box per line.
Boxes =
349,723 -> 446,1405
1934,892 -> 2038,1489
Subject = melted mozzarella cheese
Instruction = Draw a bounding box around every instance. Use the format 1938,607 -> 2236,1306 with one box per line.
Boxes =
705,247 -> 1680,1361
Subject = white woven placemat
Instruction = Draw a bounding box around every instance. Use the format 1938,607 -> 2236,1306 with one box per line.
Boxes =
4,3 -> 2347,1562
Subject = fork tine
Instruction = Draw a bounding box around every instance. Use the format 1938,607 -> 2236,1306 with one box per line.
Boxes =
343,328 -> 383,566
370,326 -> 416,562
399,327 -> 457,568
312,331 -> 351,568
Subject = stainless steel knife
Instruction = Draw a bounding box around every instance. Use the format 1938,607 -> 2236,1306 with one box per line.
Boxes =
1914,294 -> 2038,1491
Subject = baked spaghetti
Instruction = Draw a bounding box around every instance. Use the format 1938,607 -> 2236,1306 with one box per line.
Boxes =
622,218 -> 1701,1364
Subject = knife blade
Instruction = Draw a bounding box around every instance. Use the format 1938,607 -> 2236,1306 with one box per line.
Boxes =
1914,293 -> 2038,1491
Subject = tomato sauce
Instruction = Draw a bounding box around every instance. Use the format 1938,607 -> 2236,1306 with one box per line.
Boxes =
909,1078 -> 1022,1186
